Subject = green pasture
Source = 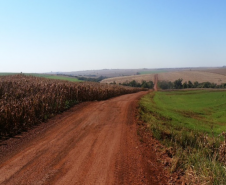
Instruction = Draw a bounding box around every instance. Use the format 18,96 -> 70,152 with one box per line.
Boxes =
0,73 -> 82,82
0,73 -> 19,76
28,74 -> 82,82
141,90 -> 226,136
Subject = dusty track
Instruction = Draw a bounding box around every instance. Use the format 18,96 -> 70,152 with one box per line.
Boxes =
154,74 -> 158,91
0,92 -> 168,185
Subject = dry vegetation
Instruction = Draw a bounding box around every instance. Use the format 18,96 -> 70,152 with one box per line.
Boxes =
0,75 -> 145,138
101,70 -> 226,85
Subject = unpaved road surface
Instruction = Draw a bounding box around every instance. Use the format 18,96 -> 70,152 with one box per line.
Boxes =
0,91 -> 167,185
154,74 -> 158,91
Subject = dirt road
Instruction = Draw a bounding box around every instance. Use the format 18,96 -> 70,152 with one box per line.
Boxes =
154,74 -> 158,91
0,92 -> 167,185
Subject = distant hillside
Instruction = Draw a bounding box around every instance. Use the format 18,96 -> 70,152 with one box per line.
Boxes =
48,68 -> 170,78
101,70 -> 226,85
47,67 -> 216,78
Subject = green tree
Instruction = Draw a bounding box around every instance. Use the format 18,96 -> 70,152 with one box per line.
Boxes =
147,81 -> 154,89
193,81 -> 199,88
174,79 -> 183,89
183,82 -> 188,88
187,81 -> 193,88
158,81 -> 173,89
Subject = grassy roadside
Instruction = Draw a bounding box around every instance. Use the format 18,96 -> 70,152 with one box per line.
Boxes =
139,90 -> 226,184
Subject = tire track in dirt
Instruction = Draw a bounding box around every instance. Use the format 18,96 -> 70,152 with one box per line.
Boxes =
0,91 -> 167,185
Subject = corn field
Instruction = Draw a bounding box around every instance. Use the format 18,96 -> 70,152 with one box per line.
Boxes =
0,75 -> 146,138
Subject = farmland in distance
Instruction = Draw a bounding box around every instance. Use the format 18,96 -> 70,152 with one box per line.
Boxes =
201,67 -> 226,76
0,73 -> 82,82
101,70 -> 226,85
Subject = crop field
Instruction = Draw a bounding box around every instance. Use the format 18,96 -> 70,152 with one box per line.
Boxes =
201,68 -> 226,76
139,90 -> 226,184
101,70 -> 226,85
158,71 -> 226,85
0,75 -> 145,138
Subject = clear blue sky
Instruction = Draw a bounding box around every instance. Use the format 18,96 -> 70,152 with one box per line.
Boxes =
1,0 -> 226,72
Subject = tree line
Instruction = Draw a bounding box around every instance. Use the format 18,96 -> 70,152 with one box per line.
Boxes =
158,79 -> 226,89
111,80 -> 154,89
55,74 -> 107,82
77,76 -> 106,82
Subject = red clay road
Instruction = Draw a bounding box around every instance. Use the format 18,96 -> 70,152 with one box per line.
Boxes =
0,91 -> 166,185
154,74 -> 158,91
